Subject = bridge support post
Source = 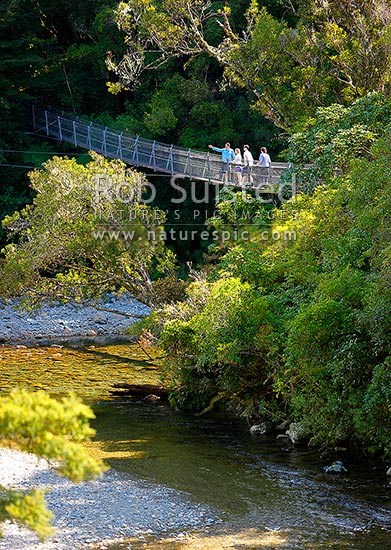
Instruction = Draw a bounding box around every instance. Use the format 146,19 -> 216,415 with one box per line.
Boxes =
166,145 -> 174,174
150,140 -> 156,170
206,152 -> 211,183
103,128 -> 107,156
118,132 -> 123,160
72,121 -> 77,146
184,149 -> 192,178
87,122 -> 92,149
57,116 -> 63,141
45,110 -> 49,135
133,136 -> 139,165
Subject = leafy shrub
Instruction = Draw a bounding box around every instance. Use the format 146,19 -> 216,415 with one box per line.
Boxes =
355,360 -> 391,455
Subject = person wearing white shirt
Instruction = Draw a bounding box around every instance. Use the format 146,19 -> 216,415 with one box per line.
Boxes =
243,144 -> 254,186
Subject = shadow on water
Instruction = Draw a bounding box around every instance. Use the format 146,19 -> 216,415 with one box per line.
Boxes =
68,345 -> 159,368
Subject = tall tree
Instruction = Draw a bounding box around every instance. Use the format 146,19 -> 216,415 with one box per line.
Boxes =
0,153 -> 177,306
109,0 -> 391,130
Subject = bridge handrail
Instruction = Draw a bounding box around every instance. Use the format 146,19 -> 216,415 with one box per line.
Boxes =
31,105 -> 294,189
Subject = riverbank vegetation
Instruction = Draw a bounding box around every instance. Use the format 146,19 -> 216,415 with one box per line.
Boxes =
1,0 -> 391,459
140,94 -> 391,457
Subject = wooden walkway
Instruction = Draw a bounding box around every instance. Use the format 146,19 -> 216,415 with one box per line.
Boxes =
32,105 -> 292,191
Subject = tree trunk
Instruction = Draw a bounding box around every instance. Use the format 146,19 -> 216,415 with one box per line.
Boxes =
109,383 -> 168,398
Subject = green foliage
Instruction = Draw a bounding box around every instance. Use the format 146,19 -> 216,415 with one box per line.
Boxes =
356,360 -> 391,455
209,188 -> 271,228
0,152 -> 173,306
1,489 -> 54,541
107,72 -> 274,152
0,390 -> 105,481
143,98 -> 178,137
0,389 -> 106,541
289,93 -> 391,183
148,276 -> 284,413
213,242 -> 272,285
287,299 -> 355,373
112,1 -> 391,131
142,94 -> 391,456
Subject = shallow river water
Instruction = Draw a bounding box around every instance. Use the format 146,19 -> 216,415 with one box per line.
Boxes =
1,339 -> 390,549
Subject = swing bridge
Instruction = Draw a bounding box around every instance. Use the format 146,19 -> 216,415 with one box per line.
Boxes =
32,105 -> 295,194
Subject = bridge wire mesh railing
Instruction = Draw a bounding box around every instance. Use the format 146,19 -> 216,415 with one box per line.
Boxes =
32,105 -> 294,192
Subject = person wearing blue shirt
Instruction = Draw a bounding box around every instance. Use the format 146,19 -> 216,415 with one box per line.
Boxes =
208,142 -> 235,183
258,146 -> 272,184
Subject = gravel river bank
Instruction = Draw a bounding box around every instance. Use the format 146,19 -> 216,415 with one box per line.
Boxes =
0,295 -> 151,345
0,298 -> 220,549
0,448 -> 218,550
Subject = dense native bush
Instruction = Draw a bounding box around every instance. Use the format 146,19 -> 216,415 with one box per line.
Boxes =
142,103 -> 391,455
142,277 -> 285,413
288,93 -> 391,191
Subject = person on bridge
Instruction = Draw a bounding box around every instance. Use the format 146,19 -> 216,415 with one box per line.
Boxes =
233,148 -> 243,186
242,144 -> 254,186
208,142 -> 235,183
258,146 -> 272,184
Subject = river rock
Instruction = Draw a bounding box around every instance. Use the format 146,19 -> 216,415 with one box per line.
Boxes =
0,293 -> 152,345
92,313 -> 108,325
250,422 -> 275,436
286,422 -> 311,445
144,394 -> 161,401
323,460 -> 348,474
386,467 -> 391,476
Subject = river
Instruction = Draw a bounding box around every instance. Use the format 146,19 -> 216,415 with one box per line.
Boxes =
1,339 -> 390,549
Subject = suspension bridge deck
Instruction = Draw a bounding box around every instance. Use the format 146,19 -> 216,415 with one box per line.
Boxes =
32,106 -> 292,191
